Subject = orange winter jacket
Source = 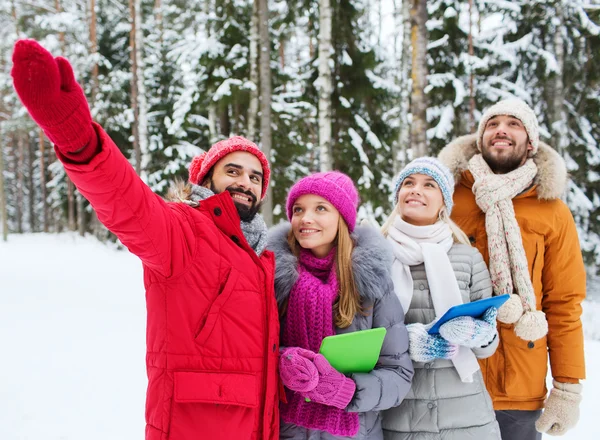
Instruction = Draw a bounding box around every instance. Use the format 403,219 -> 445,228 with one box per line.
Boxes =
439,134 -> 586,411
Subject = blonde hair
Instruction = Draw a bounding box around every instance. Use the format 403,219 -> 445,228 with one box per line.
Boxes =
166,178 -> 199,206
381,201 -> 470,246
286,216 -> 363,329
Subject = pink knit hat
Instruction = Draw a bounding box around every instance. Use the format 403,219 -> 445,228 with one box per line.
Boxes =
188,136 -> 270,199
286,172 -> 360,231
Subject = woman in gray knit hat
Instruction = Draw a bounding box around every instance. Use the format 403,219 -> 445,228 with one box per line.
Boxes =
381,157 -> 501,440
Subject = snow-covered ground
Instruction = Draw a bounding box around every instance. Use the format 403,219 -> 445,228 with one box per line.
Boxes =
1,233 -> 599,439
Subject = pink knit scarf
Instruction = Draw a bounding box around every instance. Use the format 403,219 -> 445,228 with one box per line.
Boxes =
281,248 -> 360,437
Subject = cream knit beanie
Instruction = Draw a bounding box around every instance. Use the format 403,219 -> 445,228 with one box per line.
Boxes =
476,99 -> 540,156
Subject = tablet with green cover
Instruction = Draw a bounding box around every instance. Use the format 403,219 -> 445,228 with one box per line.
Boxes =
318,327 -> 387,374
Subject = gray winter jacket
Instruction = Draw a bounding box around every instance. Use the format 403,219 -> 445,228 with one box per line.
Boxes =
268,224 -> 414,440
382,244 -> 501,440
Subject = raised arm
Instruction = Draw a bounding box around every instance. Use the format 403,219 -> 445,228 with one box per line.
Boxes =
12,40 -> 195,277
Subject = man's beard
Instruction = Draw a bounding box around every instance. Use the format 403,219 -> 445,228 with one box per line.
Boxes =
210,182 -> 262,221
482,137 -> 528,174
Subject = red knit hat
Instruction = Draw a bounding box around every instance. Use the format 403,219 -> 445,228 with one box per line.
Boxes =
188,136 -> 270,199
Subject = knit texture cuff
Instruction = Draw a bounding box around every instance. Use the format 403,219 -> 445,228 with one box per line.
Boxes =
329,376 -> 356,410
40,102 -> 94,152
54,122 -> 100,164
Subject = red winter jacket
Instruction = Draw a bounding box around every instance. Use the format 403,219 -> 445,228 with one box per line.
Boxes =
59,124 -> 280,440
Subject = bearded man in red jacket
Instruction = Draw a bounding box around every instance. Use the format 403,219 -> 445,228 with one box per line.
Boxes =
12,39 -> 281,440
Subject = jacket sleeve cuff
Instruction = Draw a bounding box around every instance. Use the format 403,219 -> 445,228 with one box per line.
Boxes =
554,376 -> 580,384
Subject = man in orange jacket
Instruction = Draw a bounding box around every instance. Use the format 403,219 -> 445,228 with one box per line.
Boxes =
439,99 -> 585,439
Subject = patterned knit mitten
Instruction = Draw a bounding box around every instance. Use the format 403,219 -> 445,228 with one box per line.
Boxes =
407,322 -> 459,363
302,354 -> 356,409
439,306 -> 498,348
279,347 -> 319,393
11,40 -> 94,153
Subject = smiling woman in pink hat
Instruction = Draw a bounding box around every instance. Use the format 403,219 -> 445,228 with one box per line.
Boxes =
267,172 -> 414,440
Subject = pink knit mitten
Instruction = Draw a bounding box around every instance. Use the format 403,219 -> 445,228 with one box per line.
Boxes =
279,347 -> 319,393
303,353 -> 356,409
11,40 -> 95,155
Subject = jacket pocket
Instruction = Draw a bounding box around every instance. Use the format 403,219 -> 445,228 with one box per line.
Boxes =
501,322 -> 548,400
169,371 -> 258,440
194,267 -> 240,345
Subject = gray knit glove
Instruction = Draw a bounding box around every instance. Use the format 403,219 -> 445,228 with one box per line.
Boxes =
535,380 -> 582,436
407,322 -> 459,363
439,307 -> 498,348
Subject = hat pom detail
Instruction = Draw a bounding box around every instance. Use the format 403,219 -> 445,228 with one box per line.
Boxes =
514,310 -> 548,341
497,294 -> 523,324
188,152 -> 206,184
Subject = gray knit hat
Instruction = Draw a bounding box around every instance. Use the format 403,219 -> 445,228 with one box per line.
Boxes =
393,157 -> 455,215
476,98 -> 540,156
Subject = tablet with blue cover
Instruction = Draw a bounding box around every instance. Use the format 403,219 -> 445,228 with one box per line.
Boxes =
318,327 -> 387,374
427,294 -> 510,335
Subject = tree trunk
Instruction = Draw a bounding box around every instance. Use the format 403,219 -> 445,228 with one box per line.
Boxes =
77,193 -> 86,236
129,0 -> 141,174
154,0 -> 163,36
16,132 -> 24,233
279,36 -> 285,70
208,94 -> 219,144
39,129 -> 48,232
468,0 -> 475,132
90,0 -> 99,106
377,0 -> 383,47
395,0 -> 411,174
551,1 -> 568,158
67,179 -> 76,231
247,0 -> 259,140
258,0 -> 273,226
135,0 -> 149,178
26,133 -> 35,232
317,0 -> 333,172
204,0 -> 218,144
219,104 -> 231,137
11,0 -> 19,35
410,0 -> 428,157
0,127 -> 8,241
55,0 -> 64,50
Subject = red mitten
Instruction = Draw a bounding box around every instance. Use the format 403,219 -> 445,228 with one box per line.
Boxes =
11,39 -> 94,153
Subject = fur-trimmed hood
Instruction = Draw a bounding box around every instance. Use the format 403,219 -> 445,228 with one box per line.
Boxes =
267,223 -> 394,306
438,134 -> 567,200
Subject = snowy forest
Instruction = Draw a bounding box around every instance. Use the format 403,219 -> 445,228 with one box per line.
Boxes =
0,0 -> 599,271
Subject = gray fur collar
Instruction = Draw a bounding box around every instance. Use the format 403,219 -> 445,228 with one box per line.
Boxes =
267,223 -> 393,306
438,134 -> 567,200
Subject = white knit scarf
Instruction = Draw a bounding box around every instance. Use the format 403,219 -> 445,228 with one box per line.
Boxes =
468,154 -> 548,341
387,216 -> 480,383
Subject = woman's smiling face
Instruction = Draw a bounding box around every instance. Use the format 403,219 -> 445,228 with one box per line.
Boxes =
396,173 -> 444,226
291,194 -> 340,257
